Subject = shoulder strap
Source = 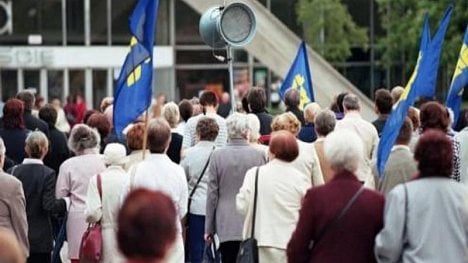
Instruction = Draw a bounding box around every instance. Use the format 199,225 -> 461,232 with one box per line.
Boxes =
97,174 -> 102,201
251,167 -> 259,238
311,186 -> 365,249
188,146 -> 215,201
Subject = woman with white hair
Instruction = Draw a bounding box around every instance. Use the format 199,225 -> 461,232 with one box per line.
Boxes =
287,129 -> 385,263
205,112 -> 266,263
162,102 -> 183,163
56,124 -> 106,263
85,143 -> 128,263
8,131 -> 67,263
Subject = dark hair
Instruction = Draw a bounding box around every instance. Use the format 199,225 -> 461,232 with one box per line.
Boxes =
284,88 -> 300,108
3,99 -> 25,129
414,129 -> 452,177
374,89 -> 393,114
269,131 -> 299,162
86,113 -> 111,140
83,110 -> 99,124
420,101 -> 449,132
200,91 -> 218,107
39,104 -> 58,128
16,91 -> 35,111
396,118 -> 413,145
147,118 -> 171,154
118,189 -> 177,261
247,87 -> 267,113
196,117 -> 219,141
126,123 -> 145,151
178,99 -> 193,122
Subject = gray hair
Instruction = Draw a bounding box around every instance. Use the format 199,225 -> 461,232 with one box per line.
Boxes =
314,110 -> 336,136
162,102 -> 180,128
226,112 -> 250,140
246,113 -> 261,142
68,124 -> 101,155
324,129 -> 363,173
25,131 -> 49,159
343,94 -> 360,111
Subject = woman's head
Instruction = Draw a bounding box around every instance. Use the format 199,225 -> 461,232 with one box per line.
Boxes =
324,130 -> 363,173
25,131 -> 49,159
196,117 -> 219,142
420,101 -> 449,132
269,131 -> 299,162
162,102 -> 180,129
118,189 -> 177,262
3,99 -> 24,129
226,112 -> 250,140
271,112 -> 301,136
414,129 -> 452,178
126,123 -> 145,152
68,124 -> 100,155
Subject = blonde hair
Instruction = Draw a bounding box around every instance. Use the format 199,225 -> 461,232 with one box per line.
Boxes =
271,112 -> 301,135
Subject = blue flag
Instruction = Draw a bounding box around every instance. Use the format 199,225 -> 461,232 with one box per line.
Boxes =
279,41 -> 314,109
377,7 -> 453,177
113,0 -> 160,137
446,26 -> 468,125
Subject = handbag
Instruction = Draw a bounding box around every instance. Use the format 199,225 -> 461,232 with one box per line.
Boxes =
79,174 -> 103,263
236,167 -> 260,263
308,185 -> 365,250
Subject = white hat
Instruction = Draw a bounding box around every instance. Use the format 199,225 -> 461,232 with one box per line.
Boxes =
103,143 -> 127,166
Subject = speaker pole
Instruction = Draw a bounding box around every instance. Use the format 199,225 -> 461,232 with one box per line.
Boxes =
227,46 -> 236,113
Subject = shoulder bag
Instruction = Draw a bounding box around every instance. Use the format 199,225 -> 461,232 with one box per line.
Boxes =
236,167 -> 260,263
308,185 -> 365,250
79,174 -> 103,263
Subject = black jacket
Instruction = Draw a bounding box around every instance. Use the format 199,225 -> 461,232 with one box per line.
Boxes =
24,111 -> 49,137
9,163 -> 66,253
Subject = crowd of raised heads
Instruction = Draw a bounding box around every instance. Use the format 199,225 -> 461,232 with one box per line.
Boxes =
0,86 -> 467,263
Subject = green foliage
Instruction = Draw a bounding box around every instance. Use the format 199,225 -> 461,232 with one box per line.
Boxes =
376,0 -> 468,75
296,0 -> 369,63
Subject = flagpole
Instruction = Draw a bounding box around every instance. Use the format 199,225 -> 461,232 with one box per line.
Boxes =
141,110 -> 150,159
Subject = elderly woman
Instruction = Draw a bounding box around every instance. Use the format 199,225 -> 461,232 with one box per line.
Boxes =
162,102 -> 183,163
8,131 -> 67,263
205,112 -> 266,263
124,123 -> 149,171
0,98 -> 30,165
298,102 -> 321,143
375,130 -> 468,262
180,117 -> 219,263
118,189 -> 177,263
418,101 -> 461,181
85,143 -> 128,263
55,124 -> 106,263
287,130 -> 385,263
271,112 -> 324,186
0,138 -> 28,258
313,110 -> 336,183
237,131 -> 310,262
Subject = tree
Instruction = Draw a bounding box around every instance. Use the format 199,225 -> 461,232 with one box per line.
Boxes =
376,0 -> 468,85
296,0 -> 369,63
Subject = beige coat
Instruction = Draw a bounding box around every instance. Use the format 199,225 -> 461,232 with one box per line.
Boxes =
0,172 -> 29,258
85,166 -> 128,263
237,159 -> 310,258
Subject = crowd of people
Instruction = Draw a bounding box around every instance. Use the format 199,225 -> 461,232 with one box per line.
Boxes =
0,85 -> 467,263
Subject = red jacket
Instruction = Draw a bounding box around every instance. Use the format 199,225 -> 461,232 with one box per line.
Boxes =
287,171 -> 384,263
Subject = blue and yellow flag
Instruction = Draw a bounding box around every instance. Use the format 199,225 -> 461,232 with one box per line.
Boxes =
446,26 -> 468,125
279,41 -> 314,109
377,7 -> 452,177
113,0 -> 160,137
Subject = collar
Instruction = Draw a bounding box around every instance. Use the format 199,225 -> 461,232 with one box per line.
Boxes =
391,145 -> 410,152
22,158 -> 43,165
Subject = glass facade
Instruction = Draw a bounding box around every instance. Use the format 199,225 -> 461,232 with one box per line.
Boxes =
0,0 -> 407,109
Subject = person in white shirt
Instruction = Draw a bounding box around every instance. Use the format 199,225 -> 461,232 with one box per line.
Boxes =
122,118 -> 188,263
335,93 -> 379,188
183,91 -> 227,149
